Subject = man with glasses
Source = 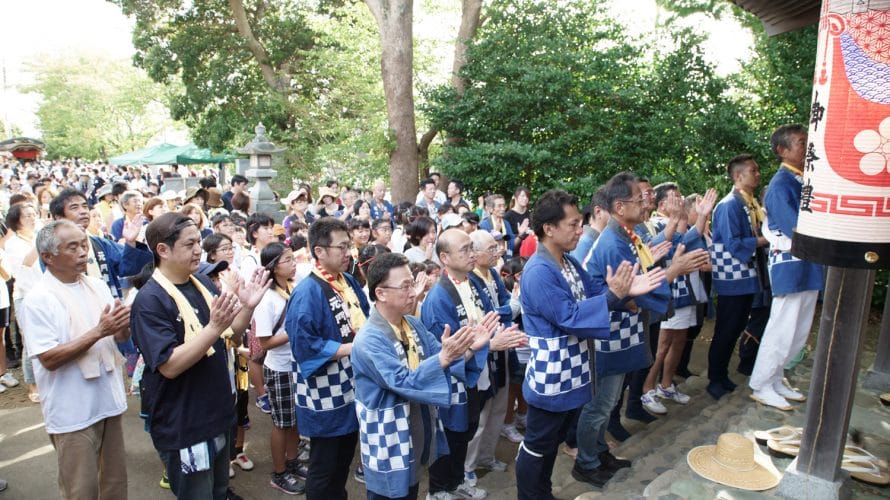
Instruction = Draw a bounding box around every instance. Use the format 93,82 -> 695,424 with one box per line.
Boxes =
421,228 -> 526,500
464,230 -> 524,486
352,252 -> 488,500
286,217 -> 370,499
370,218 -> 393,248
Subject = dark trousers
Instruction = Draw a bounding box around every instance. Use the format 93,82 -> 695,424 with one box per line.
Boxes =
563,409 -> 580,448
159,433 -> 229,500
428,388 -> 482,493
515,405 -> 578,500
737,301 -> 771,376
708,294 -> 754,383
367,483 -> 419,500
306,431 -> 358,500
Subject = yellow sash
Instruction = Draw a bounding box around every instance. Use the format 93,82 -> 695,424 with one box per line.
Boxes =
152,269 -> 234,357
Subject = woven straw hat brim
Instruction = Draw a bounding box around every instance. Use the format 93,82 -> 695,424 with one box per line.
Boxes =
687,444 -> 781,491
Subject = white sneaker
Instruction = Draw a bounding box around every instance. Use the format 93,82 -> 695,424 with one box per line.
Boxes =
476,458 -> 507,472
426,492 -> 455,500
0,384 -> 6,394
454,480 -> 487,499
514,413 -> 527,429
773,382 -> 806,402
656,383 -> 690,404
0,373 -> 19,388
232,452 -> 254,471
500,424 -> 524,443
641,389 -> 667,414
229,464 -> 235,478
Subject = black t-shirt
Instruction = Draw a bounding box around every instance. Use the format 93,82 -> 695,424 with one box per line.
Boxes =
131,274 -> 234,451
505,209 -> 529,237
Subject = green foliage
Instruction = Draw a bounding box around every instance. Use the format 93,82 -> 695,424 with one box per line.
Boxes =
21,53 -> 169,160
423,0 -> 758,202
115,0 -> 389,187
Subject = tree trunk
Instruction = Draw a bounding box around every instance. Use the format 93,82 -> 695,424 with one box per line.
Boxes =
365,0 -> 419,205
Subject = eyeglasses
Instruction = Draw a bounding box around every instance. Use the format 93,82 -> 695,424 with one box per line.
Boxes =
321,243 -> 353,253
483,245 -> 500,255
378,282 -> 414,292
620,198 -> 645,205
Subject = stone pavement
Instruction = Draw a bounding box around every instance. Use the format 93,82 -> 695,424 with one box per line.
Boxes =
0,315 -> 887,499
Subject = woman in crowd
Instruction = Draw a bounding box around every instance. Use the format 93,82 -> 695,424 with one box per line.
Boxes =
142,196 -> 168,222
35,186 -> 57,222
180,204 -> 212,238
403,216 -> 437,264
351,199 -> 372,221
4,203 -> 40,402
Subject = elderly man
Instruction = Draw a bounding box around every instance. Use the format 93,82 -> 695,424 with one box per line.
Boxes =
352,252 -> 488,500
464,230 -> 522,483
370,179 -> 394,221
421,228 -> 525,500
21,220 -> 132,499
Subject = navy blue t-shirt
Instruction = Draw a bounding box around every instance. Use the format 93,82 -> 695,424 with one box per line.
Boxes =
131,273 -> 234,451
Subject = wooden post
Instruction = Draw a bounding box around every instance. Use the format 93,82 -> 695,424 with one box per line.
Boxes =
863,282 -> 890,390
788,267 -> 874,485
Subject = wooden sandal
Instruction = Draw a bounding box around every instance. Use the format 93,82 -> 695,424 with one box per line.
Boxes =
766,437 -> 801,458
842,454 -> 890,486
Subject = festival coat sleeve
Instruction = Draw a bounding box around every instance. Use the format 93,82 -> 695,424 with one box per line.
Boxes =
713,200 -> 757,263
286,281 -> 341,377
520,259 -> 611,340
419,287 -> 487,386
588,234 -> 670,317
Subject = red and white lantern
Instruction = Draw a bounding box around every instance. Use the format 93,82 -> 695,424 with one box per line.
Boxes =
793,1 -> 890,268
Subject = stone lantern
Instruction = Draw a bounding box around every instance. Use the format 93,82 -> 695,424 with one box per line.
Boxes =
238,122 -> 284,216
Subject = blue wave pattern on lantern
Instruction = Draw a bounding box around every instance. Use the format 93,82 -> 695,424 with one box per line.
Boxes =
840,32 -> 890,105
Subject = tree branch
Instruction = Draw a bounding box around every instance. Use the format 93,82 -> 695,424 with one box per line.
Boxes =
227,0 -> 291,94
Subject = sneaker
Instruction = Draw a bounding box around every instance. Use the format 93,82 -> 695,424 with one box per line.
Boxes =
607,418 -> 631,442
500,424 -> 524,443
706,381 -> 728,401
598,451 -> 631,473
270,472 -> 305,495
232,452 -> 254,471
354,465 -> 365,484
0,384 -> 6,394
476,458 -> 507,472
464,470 -> 478,487
721,378 -> 738,392
297,447 -> 310,463
159,474 -> 170,489
255,394 -> 271,414
426,492 -> 456,500
0,478 -> 7,491
454,479 -> 487,499
571,464 -> 614,488
0,372 -> 19,388
226,487 -> 245,500
656,383 -> 690,404
515,413 -> 527,430
641,390 -> 667,415
229,464 -> 235,478
625,406 -> 657,423
773,381 -> 806,402
286,459 -> 308,480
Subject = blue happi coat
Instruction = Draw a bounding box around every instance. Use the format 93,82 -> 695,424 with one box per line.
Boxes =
710,191 -> 763,296
286,272 -> 370,437
764,167 -> 824,295
420,274 -> 492,432
519,245 -> 613,413
648,216 -> 706,309
588,219 -> 671,377
352,309 -> 453,498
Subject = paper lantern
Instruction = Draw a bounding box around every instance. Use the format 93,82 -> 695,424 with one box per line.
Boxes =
793,1 -> 890,269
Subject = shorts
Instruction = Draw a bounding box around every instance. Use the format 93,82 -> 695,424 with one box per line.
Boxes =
660,304 -> 698,330
263,366 -> 297,429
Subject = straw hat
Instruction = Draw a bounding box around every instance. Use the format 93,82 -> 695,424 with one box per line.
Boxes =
206,187 -> 223,208
687,433 -> 781,491
159,190 -> 182,201
282,188 -> 309,206
318,186 -> 337,202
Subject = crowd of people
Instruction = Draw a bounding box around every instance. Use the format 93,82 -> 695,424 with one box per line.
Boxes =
0,123 -> 822,500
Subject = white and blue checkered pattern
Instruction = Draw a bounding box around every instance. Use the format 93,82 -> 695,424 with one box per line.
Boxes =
672,275 -> 691,300
710,242 -> 757,281
768,250 -> 797,267
356,400 -> 412,473
449,376 -> 467,405
525,335 -> 590,396
295,357 -> 355,411
594,311 -> 645,352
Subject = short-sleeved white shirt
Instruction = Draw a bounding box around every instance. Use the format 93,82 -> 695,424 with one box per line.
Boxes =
21,273 -> 127,434
253,288 -> 293,372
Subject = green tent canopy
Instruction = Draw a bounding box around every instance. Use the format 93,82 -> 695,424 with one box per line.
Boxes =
107,143 -> 177,165
108,143 -> 237,165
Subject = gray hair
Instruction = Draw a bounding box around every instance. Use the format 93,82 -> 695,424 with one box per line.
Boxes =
36,220 -> 81,256
469,229 -> 494,251
119,190 -> 142,208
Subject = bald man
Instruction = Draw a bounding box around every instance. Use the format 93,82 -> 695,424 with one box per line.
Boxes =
369,179 -> 394,221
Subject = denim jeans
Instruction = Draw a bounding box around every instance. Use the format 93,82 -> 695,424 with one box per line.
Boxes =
158,433 -> 229,500
575,373 -> 626,471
